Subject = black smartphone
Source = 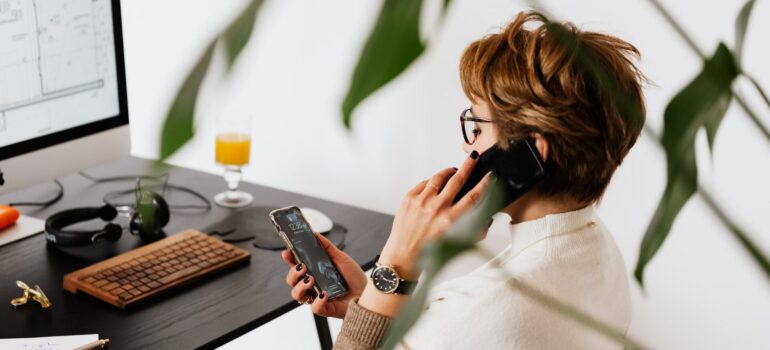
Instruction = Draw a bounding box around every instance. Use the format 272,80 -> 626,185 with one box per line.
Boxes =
269,206 -> 348,299
453,138 -> 546,210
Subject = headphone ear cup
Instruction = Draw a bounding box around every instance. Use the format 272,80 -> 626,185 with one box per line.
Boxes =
154,193 -> 170,227
45,205 -> 121,246
139,227 -> 164,243
98,204 -> 118,221
102,223 -> 122,242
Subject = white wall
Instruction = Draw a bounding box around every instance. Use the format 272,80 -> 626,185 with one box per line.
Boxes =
122,0 -> 770,349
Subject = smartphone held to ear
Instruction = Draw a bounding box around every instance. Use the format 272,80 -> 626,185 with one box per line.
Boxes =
270,206 -> 348,299
453,138 -> 546,210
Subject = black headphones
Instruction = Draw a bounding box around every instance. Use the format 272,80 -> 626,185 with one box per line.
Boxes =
45,191 -> 170,246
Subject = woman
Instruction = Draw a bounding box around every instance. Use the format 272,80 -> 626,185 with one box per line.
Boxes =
282,11 -> 645,349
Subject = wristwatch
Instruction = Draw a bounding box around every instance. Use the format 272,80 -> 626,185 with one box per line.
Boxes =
370,259 -> 418,295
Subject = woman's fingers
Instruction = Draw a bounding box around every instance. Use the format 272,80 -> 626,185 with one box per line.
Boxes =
310,291 -> 330,316
419,167 -> 458,199
291,274 -> 315,301
438,151 -> 479,203
406,180 -> 428,197
281,250 -> 296,266
315,232 -> 347,262
449,171 -> 492,218
285,261 -> 306,286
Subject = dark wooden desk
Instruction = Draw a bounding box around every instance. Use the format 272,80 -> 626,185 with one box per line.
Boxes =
0,157 -> 392,349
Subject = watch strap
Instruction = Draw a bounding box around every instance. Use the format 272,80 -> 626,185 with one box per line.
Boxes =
395,279 -> 417,295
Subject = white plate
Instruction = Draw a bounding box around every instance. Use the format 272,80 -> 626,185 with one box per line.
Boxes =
299,207 -> 334,233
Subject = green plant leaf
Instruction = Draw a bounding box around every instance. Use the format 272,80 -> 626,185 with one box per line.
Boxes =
735,0 -> 756,64
341,0 -> 426,129
701,45 -> 739,151
159,43 -> 215,160
223,0 -> 264,70
634,43 -> 738,286
442,0 -> 452,14
383,181 -> 505,350
634,146 -> 697,286
159,1 -> 263,161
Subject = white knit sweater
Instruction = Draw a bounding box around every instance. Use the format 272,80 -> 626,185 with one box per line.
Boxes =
402,205 -> 631,349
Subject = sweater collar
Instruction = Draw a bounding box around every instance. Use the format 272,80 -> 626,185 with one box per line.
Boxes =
507,204 -> 596,252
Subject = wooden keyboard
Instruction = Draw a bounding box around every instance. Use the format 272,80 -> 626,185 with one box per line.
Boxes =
63,230 -> 250,308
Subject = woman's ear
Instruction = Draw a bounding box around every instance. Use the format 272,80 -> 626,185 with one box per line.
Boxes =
532,133 -> 549,162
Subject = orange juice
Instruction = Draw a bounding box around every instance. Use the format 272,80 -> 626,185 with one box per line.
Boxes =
215,133 -> 251,165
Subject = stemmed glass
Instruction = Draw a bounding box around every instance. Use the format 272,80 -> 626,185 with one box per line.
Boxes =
214,114 -> 253,208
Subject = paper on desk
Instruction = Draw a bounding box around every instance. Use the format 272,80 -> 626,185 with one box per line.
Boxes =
0,214 -> 45,247
0,334 -> 98,350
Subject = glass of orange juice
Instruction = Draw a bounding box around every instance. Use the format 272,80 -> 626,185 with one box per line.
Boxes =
214,114 -> 253,207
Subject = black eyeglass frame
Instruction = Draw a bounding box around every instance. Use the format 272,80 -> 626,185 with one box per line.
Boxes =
459,108 -> 494,145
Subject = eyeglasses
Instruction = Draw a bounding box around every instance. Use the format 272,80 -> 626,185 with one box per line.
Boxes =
460,108 -> 494,145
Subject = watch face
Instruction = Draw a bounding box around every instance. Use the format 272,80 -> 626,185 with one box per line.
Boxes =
372,266 -> 399,293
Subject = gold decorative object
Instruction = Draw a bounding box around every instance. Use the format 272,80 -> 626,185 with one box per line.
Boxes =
10,280 -> 52,309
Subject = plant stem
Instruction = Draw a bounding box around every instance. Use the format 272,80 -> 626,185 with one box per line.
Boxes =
699,185 -> 770,278
647,0 -> 705,59
474,247 -> 646,349
734,93 -> 770,140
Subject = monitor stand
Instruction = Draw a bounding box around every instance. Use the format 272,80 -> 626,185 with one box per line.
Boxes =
0,215 -> 45,247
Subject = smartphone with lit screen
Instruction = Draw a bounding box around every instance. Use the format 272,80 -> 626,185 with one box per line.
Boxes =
270,206 -> 348,299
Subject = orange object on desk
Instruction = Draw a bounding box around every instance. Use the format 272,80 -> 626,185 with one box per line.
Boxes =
0,205 -> 20,230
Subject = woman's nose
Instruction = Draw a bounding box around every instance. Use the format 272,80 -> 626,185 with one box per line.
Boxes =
463,141 -> 485,155
462,142 -> 473,155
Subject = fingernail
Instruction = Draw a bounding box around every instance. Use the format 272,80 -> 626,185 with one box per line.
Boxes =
319,292 -> 325,299
303,275 -> 310,284
296,264 -> 303,271
470,150 -> 479,160
452,167 -> 458,171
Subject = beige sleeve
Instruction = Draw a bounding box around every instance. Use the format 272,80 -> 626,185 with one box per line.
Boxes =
333,299 -> 393,350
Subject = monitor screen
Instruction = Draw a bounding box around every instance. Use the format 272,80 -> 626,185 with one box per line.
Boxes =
0,0 -> 127,160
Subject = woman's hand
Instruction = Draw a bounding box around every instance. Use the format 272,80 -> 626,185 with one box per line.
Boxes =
379,151 -> 491,280
357,151 -> 491,318
281,233 -> 367,319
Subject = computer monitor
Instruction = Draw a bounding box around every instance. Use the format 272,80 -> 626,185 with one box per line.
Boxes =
0,0 -> 130,194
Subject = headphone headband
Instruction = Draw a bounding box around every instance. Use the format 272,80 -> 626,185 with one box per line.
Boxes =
45,191 -> 169,247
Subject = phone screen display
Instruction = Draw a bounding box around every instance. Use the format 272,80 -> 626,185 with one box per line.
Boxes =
272,207 -> 348,298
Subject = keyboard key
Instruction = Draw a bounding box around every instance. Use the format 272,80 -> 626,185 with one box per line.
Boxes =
159,266 -> 201,285
93,280 -> 108,288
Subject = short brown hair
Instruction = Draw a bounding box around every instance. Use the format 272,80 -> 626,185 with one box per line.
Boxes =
460,11 -> 646,204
